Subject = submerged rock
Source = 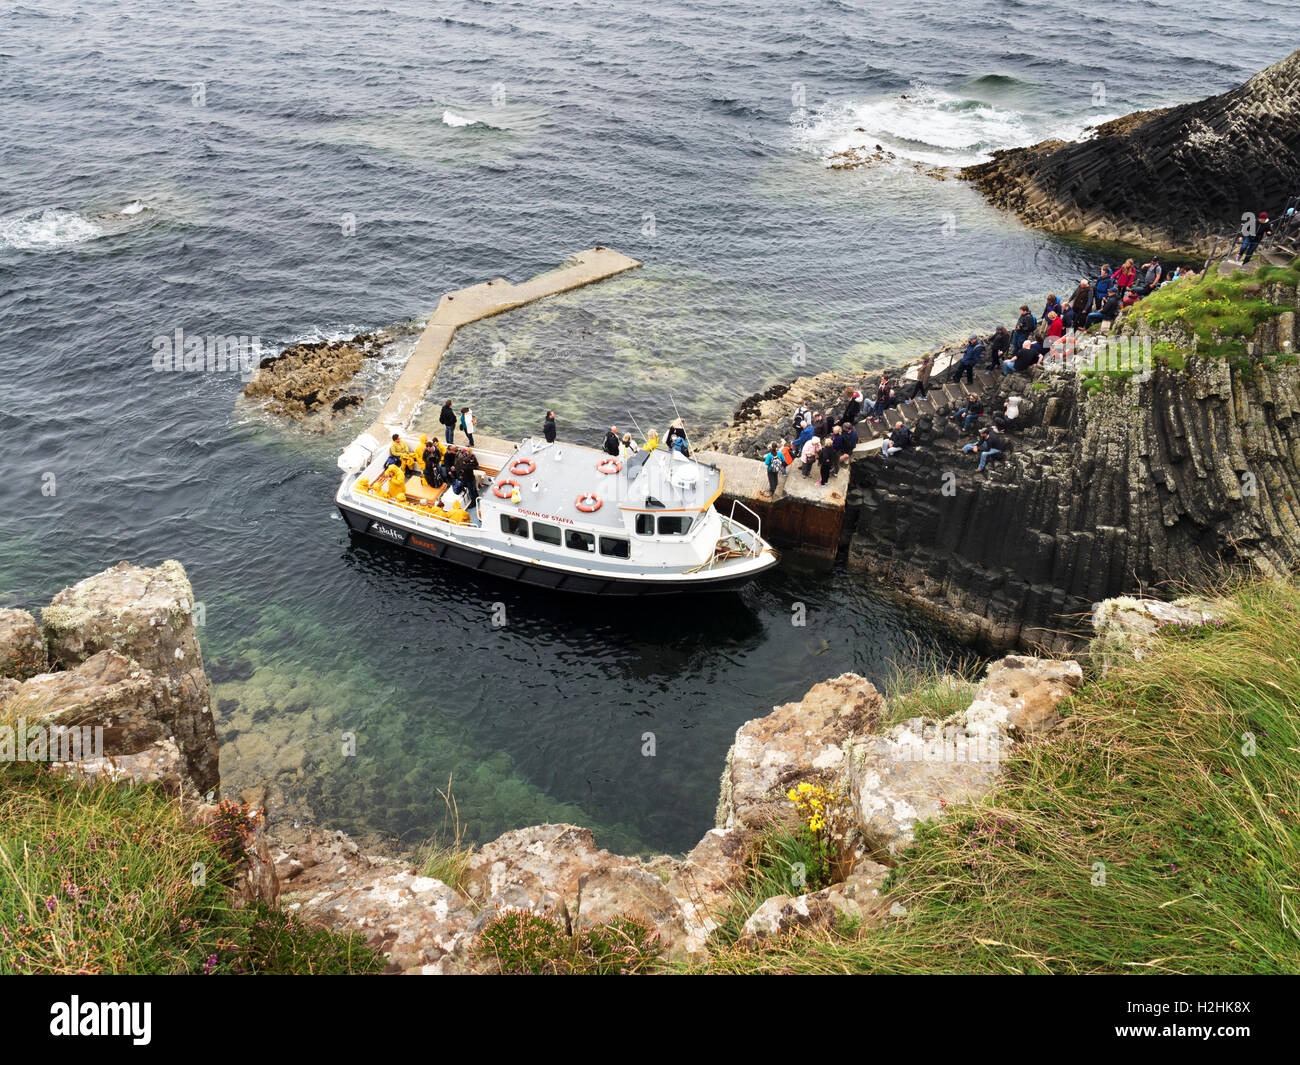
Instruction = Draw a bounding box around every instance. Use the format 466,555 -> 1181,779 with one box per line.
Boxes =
241,330 -> 396,428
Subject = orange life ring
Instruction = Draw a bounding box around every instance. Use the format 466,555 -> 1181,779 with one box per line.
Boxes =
510,458 -> 536,476
575,492 -> 602,512
493,479 -> 520,499
597,457 -> 622,474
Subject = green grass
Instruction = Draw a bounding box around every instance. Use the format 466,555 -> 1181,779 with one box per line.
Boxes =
0,762 -> 384,974
697,575 -> 1300,974
1126,258 -> 1300,363
881,659 -> 980,730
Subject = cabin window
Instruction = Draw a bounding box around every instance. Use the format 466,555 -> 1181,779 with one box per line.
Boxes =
657,515 -> 693,536
532,522 -> 562,546
565,530 -> 596,553
500,515 -> 529,538
599,537 -> 630,559
635,513 -> 654,536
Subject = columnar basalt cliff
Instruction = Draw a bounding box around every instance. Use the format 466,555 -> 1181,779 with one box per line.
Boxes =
961,49 -> 1300,255
847,350 -> 1300,652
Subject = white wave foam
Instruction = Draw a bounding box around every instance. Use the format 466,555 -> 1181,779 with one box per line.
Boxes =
118,199 -> 146,216
0,207 -> 104,250
798,82 -> 1102,168
442,109 -> 479,127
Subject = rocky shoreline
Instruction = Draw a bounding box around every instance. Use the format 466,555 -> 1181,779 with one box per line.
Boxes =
2,559 -> 1215,973
960,49 -> 1300,255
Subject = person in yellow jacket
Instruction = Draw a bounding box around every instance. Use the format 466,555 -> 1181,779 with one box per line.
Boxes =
383,433 -> 412,472
384,464 -> 408,502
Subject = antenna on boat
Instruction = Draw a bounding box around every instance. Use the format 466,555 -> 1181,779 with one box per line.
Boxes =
668,393 -> 682,424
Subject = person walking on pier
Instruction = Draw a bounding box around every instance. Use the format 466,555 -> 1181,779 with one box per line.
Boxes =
459,406 -> 476,447
439,399 -> 457,444
543,410 -> 557,443
764,442 -> 786,497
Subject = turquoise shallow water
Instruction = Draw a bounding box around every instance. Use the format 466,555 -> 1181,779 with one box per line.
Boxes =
2,0 -> 1296,853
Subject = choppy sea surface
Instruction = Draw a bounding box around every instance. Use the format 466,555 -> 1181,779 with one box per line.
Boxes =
3,0 -> 1296,853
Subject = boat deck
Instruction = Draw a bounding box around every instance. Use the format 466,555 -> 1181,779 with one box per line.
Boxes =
488,437 -> 721,531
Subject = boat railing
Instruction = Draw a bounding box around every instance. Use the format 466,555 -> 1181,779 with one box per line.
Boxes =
697,501 -> 763,568
728,499 -> 762,542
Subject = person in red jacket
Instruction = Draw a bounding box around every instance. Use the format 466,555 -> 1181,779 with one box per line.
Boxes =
1113,259 -> 1137,298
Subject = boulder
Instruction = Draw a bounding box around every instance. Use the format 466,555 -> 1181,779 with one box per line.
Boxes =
274,827 -> 473,974
1090,595 -> 1227,669
740,860 -> 892,941
717,673 -> 884,832
848,720 -> 1002,856
575,865 -> 696,960
40,561 -> 217,794
666,827 -> 748,931
0,608 -> 44,679
461,823 -> 614,915
1,650 -> 212,796
960,655 -> 1083,740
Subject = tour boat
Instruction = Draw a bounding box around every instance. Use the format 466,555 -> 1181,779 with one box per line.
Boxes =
334,429 -> 779,594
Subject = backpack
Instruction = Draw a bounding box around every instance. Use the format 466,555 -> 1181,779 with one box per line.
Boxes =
459,413 -> 467,431
793,404 -> 810,431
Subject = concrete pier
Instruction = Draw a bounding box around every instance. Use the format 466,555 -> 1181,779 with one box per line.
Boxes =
697,449 -> 846,562
369,247 -> 641,440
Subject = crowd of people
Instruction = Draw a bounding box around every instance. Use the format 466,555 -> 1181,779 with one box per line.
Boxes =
767,245 -> 1220,489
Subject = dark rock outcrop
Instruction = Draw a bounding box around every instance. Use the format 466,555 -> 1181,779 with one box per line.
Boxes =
846,340 -> 1300,652
962,49 -> 1300,255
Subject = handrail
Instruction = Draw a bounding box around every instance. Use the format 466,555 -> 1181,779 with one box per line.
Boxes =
729,498 -> 762,542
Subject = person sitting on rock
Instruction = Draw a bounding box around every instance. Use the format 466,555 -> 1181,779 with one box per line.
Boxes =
1132,257 -> 1163,296
952,393 -> 984,433
1087,288 -> 1122,325
840,421 -> 859,462
882,421 -> 913,458
962,427 -> 1001,472
841,388 -> 863,426
383,433 -> 412,472
1045,310 -> 1064,340
1042,293 -> 1063,321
